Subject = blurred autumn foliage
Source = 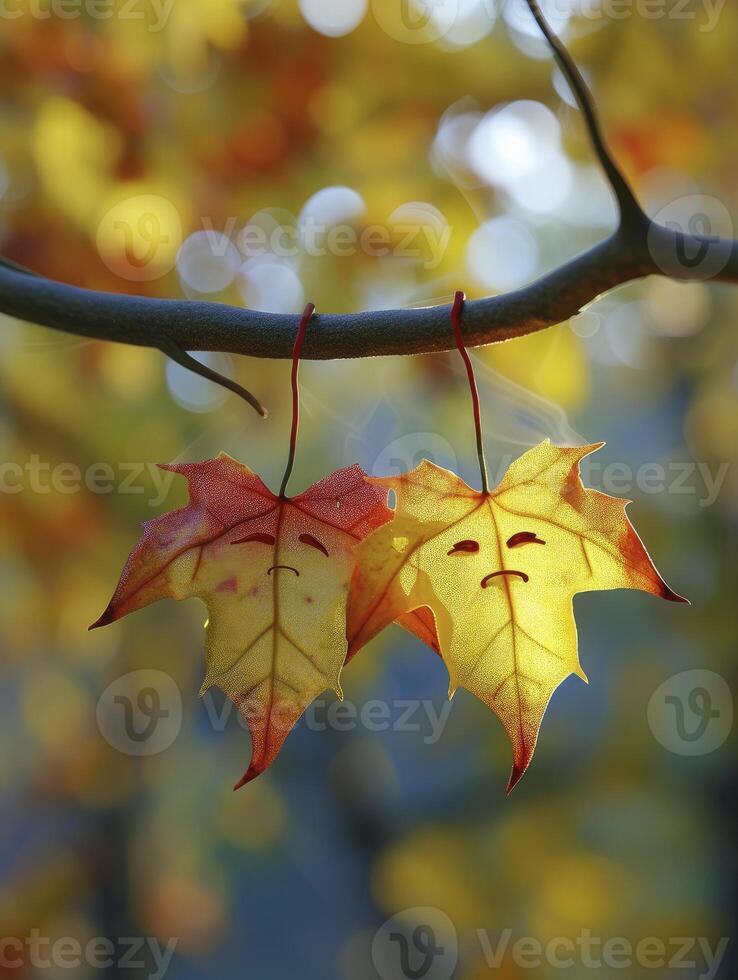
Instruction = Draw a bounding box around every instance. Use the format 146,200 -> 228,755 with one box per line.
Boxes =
0,2 -> 736,978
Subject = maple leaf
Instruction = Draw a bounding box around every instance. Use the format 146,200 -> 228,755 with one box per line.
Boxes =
91,454 -> 390,786
91,305 -> 390,787
347,440 -> 687,792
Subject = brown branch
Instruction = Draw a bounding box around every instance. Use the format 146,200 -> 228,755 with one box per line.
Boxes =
1,2 -> 737,415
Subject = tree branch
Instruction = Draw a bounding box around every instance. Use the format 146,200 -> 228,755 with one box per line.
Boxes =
1,227 -> 735,360
1,1 -> 737,409
524,0 -> 645,227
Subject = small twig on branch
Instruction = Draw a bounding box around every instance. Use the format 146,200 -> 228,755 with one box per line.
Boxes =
156,337 -> 267,418
1,1 -> 737,416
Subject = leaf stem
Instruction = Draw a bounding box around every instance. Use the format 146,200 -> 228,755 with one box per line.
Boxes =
451,290 -> 490,495
279,303 -> 315,500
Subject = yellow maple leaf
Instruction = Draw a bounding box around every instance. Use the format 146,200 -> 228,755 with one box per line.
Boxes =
347,439 -> 687,791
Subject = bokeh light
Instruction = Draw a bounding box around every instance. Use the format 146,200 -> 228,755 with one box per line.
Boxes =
604,302 -> 653,369
299,0 -> 368,37
469,101 -> 562,186
177,230 -> 241,294
435,0 -> 497,48
238,257 -> 305,313
299,186 -> 367,233
644,280 -> 712,337
467,100 -> 574,214
466,216 -> 540,291
165,351 -> 234,411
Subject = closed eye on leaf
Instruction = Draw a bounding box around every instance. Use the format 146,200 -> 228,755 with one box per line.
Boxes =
299,533 -> 329,556
506,531 -> 546,548
447,539 -> 480,555
232,532 -> 276,546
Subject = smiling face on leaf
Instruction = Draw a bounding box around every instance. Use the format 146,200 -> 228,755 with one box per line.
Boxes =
347,440 -> 686,792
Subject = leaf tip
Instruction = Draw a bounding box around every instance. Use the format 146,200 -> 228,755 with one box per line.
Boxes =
88,605 -> 114,630
507,744 -> 535,794
506,763 -> 527,795
233,762 -> 263,791
661,582 -> 690,605
199,666 -> 220,697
